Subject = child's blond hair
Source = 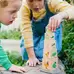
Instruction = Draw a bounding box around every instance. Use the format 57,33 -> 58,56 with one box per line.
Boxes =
0,0 -> 8,7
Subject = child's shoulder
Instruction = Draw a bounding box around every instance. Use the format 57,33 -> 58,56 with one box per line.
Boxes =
22,0 -> 30,10
20,0 -> 30,14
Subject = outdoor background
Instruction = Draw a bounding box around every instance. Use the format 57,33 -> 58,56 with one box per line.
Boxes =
0,0 -> 74,74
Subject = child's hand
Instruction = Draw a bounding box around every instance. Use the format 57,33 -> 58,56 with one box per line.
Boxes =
26,47 -> 40,67
48,13 -> 63,32
48,12 -> 68,32
26,57 -> 40,67
9,64 -> 26,73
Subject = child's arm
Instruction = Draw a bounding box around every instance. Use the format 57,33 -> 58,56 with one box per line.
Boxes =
20,5 -> 33,48
26,47 -> 40,66
20,3 -> 40,66
0,45 -> 12,70
48,0 -> 74,31
0,45 -> 26,73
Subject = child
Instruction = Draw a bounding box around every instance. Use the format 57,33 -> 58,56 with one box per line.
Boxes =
0,0 -> 26,73
20,0 -> 74,67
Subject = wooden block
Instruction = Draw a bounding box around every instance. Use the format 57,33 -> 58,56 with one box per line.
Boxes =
42,29 -> 58,72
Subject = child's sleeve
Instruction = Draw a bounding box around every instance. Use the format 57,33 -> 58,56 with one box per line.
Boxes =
0,45 -> 12,70
20,4 -> 33,48
48,0 -> 74,19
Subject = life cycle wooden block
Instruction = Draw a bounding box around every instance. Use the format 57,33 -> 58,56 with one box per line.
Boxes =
42,28 -> 59,72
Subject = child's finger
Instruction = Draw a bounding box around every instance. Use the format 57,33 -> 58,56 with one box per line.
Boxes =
48,18 -> 52,30
56,20 -> 59,28
53,19 -> 58,31
33,61 -> 36,66
57,20 -> 61,28
16,69 -> 23,73
20,67 -> 26,72
11,68 -> 23,73
50,18 -> 53,31
37,60 -> 40,65
29,61 -> 33,67
51,18 -> 55,31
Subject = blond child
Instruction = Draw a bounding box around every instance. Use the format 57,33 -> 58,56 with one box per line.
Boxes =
0,0 -> 26,73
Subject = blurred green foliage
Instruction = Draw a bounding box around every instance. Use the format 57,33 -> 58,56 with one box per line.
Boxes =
59,20 -> 74,74
0,30 -> 21,40
7,51 -> 26,66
